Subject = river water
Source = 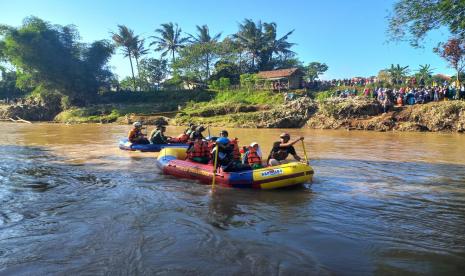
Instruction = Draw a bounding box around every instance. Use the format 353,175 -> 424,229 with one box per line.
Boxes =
0,123 -> 464,275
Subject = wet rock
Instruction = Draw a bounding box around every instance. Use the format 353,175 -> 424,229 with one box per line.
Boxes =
0,104 -> 61,121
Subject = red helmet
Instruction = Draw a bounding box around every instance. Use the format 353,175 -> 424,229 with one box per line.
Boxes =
280,133 -> 290,139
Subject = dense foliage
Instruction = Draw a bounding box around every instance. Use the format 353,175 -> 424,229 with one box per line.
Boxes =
388,0 -> 465,47
0,17 -> 114,105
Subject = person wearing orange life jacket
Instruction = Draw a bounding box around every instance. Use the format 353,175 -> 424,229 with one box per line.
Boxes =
171,123 -> 196,143
128,122 -> 149,144
242,142 -> 263,169
219,130 -> 241,162
186,137 -> 210,164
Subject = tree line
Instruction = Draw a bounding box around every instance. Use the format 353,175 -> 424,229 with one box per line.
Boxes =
1,0 -> 465,107
0,16 -> 329,106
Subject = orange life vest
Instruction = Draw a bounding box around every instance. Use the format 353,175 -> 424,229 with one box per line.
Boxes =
247,147 -> 262,165
187,140 -> 210,159
171,133 -> 189,143
128,128 -> 143,143
230,139 -> 241,161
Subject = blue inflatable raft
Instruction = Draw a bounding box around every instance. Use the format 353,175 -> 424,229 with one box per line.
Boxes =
119,138 -> 188,152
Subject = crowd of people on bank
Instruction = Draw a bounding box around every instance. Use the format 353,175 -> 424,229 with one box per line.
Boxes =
127,122 -> 305,172
334,84 -> 465,112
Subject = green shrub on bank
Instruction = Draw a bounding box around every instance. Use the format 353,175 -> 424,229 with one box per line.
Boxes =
54,103 -> 175,123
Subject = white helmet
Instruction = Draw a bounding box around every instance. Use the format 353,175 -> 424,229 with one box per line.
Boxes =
133,122 -> 142,128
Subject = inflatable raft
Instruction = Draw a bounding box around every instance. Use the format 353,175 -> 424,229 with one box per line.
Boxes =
157,148 -> 314,189
119,138 -> 188,152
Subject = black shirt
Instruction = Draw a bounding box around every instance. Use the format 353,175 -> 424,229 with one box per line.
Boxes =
268,141 -> 296,161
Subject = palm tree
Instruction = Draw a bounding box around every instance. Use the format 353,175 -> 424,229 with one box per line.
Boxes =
150,22 -> 189,64
416,64 -> 434,85
189,25 -> 221,79
261,22 -> 295,69
233,19 -> 263,71
233,19 -> 295,71
388,64 -> 410,85
111,25 -> 137,89
132,37 -> 149,76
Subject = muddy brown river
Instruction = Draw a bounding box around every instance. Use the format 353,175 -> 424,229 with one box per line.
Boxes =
0,123 -> 464,275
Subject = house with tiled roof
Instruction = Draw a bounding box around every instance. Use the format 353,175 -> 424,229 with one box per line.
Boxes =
256,68 -> 304,90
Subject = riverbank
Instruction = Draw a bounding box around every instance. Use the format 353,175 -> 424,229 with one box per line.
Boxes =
2,90 -> 464,132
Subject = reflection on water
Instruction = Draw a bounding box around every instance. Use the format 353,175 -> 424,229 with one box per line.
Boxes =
0,123 -> 464,274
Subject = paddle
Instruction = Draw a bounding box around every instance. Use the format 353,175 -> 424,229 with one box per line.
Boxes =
301,139 -> 309,164
212,144 -> 219,190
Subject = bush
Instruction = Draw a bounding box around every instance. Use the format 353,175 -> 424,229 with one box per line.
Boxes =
219,77 -> 230,90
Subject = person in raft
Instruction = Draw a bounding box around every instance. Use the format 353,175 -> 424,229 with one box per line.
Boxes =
149,125 -> 172,144
185,123 -> 196,136
169,123 -> 195,143
267,133 -> 303,166
189,125 -> 206,141
186,135 -> 210,164
212,137 -> 251,172
128,122 -> 149,144
242,142 -> 263,169
218,130 -> 241,163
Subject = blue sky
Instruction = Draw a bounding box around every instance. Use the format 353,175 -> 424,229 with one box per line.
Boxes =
0,0 -> 455,79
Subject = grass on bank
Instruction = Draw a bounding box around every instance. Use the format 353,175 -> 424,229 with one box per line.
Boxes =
54,103 -> 174,123
55,89 -> 283,123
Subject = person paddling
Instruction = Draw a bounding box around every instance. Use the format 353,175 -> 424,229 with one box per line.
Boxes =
267,133 -> 303,166
128,122 -> 149,144
150,125 -> 171,144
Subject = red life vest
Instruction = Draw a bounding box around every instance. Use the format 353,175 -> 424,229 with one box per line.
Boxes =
247,147 -> 261,165
187,140 -> 210,159
230,139 -> 241,161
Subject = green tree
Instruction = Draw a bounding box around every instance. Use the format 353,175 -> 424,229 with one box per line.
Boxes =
415,64 -> 434,85
210,60 -> 241,85
233,19 -> 295,71
387,64 -> 410,85
0,70 -> 23,99
305,62 -> 328,81
218,77 -> 230,90
1,16 -> 114,106
240,73 -> 256,92
388,0 -> 465,47
259,22 -> 295,70
139,58 -> 168,89
150,22 -> 189,64
111,25 -> 137,89
132,37 -> 149,78
233,19 -> 263,71
189,25 -> 221,79
173,42 -> 220,83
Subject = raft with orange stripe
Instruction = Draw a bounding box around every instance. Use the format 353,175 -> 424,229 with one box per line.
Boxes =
156,148 -> 314,189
